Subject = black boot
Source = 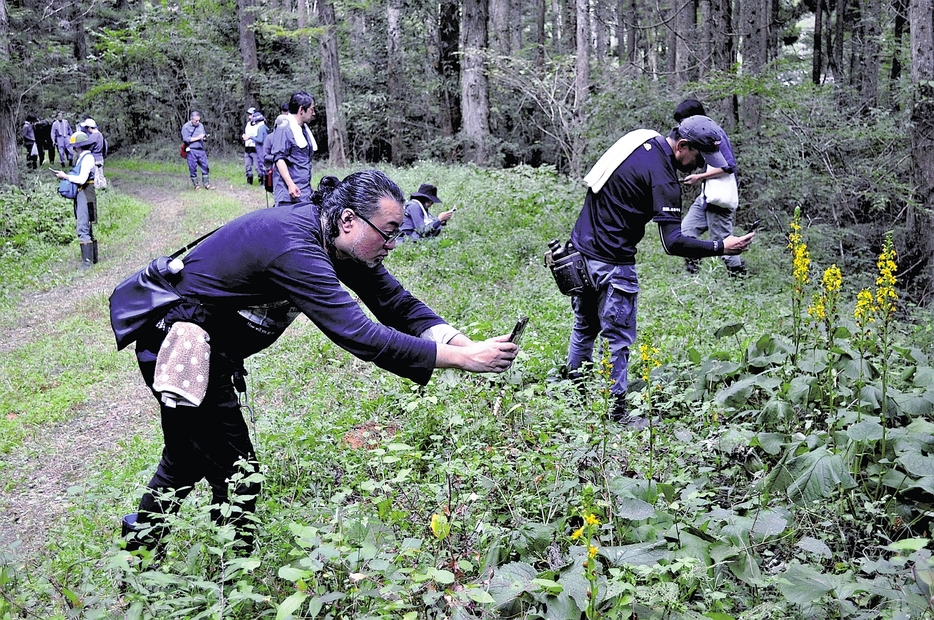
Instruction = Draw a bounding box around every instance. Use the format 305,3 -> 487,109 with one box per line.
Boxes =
247,175 -> 254,185
79,242 -> 94,269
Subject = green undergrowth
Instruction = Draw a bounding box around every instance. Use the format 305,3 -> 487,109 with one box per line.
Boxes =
2,160 -> 934,619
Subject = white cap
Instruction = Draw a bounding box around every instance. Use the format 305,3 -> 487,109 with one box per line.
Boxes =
81,118 -> 98,129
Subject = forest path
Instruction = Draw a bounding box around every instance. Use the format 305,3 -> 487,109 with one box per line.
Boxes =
0,170 -> 263,562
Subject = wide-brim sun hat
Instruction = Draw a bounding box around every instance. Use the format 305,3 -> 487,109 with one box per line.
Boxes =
412,183 -> 442,204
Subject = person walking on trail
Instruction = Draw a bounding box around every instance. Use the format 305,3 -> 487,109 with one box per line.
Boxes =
269,91 -> 316,206
22,115 -> 38,170
120,170 -> 518,556
51,131 -> 98,269
51,112 -> 74,167
241,108 -> 267,185
399,183 -> 456,242
676,99 -> 746,277
181,110 -> 212,190
563,115 -> 755,429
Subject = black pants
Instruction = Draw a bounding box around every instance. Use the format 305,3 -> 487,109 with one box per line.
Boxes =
135,355 -> 260,545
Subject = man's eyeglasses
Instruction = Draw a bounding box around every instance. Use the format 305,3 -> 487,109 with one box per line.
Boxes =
354,211 -> 402,245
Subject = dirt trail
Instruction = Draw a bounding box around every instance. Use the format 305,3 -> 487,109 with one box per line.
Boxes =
0,172 -> 261,561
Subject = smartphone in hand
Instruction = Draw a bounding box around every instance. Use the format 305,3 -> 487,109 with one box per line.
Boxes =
508,317 -> 529,345
748,219 -> 762,232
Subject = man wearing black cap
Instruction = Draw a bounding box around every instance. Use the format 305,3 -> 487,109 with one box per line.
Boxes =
564,115 -> 756,428
399,183 -> 456,242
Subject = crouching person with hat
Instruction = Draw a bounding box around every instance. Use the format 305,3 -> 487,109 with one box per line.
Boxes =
52,131 -> 98,269
398,183 -> 456,242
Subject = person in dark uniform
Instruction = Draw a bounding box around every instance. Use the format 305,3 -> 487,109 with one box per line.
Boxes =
122,170 -> 518,554
565,116 -> 756,428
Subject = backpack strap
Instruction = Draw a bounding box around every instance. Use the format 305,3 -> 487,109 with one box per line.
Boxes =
169,227 -> 220,259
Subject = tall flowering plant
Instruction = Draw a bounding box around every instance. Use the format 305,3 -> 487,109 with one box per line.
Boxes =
788,207 -> 811,362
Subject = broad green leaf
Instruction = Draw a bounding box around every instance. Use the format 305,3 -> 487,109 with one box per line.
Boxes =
753,432 -> 788,456
714,374 -> 759,408
530,578 -> 563,594
756,400 -> 795,429
883,538 -> 929,552
714,322 -> 744,339
545,590 -> 583,618
617,497 -> 655,520
431,568 -> 456,584
750,510 -> 788,538
487,562 -> 536,607
465,588 -> 496,604
600,542 -> 669,567
430,513 -> 451,541
860,384 -> 883,410
846,419 -> 885,443
276,591 -> 308,620
277,566 -> 310,582
796,537 -> 832,558
557,568 -> 590,611
705,614 -> 737,620
896,451 -> 934,478
776,563 -> 834,605
787,375 -> 818,405
913,366 -> 934,388
785,447 -> 857,503
728,551 -> 765,587
892,391 -> 934,417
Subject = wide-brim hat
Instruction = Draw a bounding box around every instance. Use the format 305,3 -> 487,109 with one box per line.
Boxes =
69,131 -> 94,148
251,112 -> 265,123
412,183 -> 442,204
80,118 -> 97,129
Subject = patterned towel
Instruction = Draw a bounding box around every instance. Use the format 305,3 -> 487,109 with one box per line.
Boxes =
152,322 -> 211,408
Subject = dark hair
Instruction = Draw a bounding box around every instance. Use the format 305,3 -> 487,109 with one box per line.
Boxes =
280,102 -> 289,112
673,99 -> 706,122
316,170 -> 404,247
288,91 -> 315,114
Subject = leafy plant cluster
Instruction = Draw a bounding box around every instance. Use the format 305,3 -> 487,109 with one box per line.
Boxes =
2,161 -> 934,619
0,181 -> 74,250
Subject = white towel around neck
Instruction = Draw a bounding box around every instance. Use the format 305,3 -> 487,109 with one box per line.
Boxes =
583,129 -> 662,194
288,115 -> 318,152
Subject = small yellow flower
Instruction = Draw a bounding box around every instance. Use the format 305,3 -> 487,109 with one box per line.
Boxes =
584,513 -> 601,526
571,526 -> 585,540
854,289 -> 876,326
588,545 -> 598,559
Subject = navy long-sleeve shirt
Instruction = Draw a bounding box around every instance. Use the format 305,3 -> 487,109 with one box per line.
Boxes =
571,134 -> 723,265
159,202 -> 443,385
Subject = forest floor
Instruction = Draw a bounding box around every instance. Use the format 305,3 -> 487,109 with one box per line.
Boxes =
0,171 -> 260,562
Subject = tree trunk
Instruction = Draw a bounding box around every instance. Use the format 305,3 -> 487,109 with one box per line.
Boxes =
439,0 -> 461,143
890,0 -> 907,83
0,0 -> 19,187
237,0 -> 259,103
563,0 -> 577,55
812,0 -> 823,84
858,0 -> 881,107
739,0 -> 766,131
595,0 -> 608,60
319,0 -> 347,166
907,0 -> 934,303
387,0 -> 404,164
534,0 -> 546,67
490,0 -> 512,53
573,0 -> 589,176
831,0 -> 846,80
461,0 -> 490,165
